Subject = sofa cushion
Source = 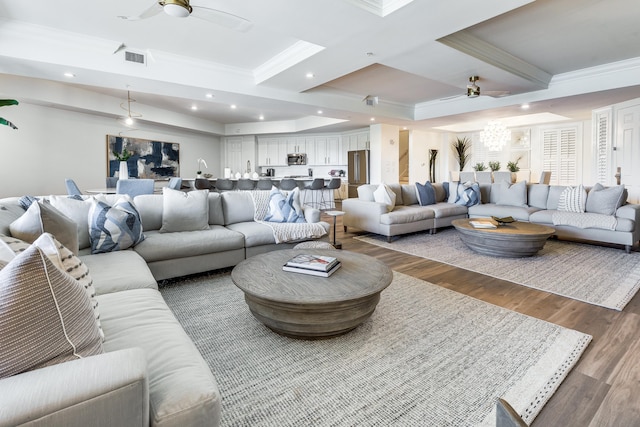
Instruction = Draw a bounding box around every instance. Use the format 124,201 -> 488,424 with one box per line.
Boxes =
428,202 -> 469,219
159,188 -> 210,233
134,226 -> 245,263
586,183 -> 626,215
49,195 -> 94,250
226,221 -> 278,247
98,288 -> 220,427
373,183 -> 396,212
0,245 -> 103,379
380,205 -> 434,225
222,191 -> 255,225
9,201 -> 79,255
133,194 -> 164,231
81,250 -> 158,295
546,186 -> 567,210
0,233 -> 30,261
432,183 -> 447,203
415,182 -> 436,206
264,187 -> 305,223
33,233 -> 103,341
402,184 -> 419,206
528,184 -> 550,210
357,184 -> 378,202
496,180 -> 527,207
558,185 -> 587,213
387,183 -> 403,206
89,196 -> 145,254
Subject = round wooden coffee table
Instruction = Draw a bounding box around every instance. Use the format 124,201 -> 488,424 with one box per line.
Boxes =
452,218 -> 555,257
231,249 -> 393,339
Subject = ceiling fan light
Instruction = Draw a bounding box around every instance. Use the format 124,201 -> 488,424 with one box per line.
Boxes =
162,1 -> 192,18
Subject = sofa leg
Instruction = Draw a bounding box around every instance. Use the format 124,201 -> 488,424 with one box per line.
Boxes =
387,236 -> 393,243
625,245 -> 631,254
343,226 -> 347,233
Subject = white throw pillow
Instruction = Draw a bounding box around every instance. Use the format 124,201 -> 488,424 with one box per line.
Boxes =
159,188 -> 210,233
373,183 -> 396,212
496,180 -> 528,207
558,185 -> 587,213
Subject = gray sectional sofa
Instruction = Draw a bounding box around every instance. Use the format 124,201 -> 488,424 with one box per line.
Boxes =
0,189 -> 329,427
343,182 -> 640,252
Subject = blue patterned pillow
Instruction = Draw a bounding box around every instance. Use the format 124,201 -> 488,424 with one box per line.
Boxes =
89,196 -> 145,254
263,187 -> 306,223
454,182 -> 481,207
415,181 -> 436,206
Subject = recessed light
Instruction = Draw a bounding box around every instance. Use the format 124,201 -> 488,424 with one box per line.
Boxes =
64,72 -> 75,78
230,104 -> 237,109
317,110 -> 323,114
259,115 -> 264,120
306,72 -> 314,78
191,105 -> 198,111
370,117 -> 375,122
205,93 -> 214,99
521,103 -> 530,109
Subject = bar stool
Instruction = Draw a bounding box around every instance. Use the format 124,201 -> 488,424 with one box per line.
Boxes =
278,178 -> 298,191
194,178 -> 211,190
257,179 -> 274,190
236,178 -> 256,191
304,178 -> 325,208
321,178 -> 342,210
214,178 -> 234,192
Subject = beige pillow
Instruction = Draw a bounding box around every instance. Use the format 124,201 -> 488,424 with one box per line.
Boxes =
9,201 -> 79,255
0,245 -> 103,379
49,195 -> 93,250
33,233 -> 104,341
159,188 -> 210,233
373,183 -> 396,212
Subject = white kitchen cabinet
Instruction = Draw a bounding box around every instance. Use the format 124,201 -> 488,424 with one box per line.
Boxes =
341,131 -> 369,164
314,136 -> 340,165
287,137 -> 307,154
258,138 -> 287,166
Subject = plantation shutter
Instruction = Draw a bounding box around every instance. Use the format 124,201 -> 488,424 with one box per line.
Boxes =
594,111 -> 611,184
542,127 -> 578,185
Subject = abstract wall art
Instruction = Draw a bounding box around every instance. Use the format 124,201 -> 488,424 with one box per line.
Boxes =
107,135 -> 180,179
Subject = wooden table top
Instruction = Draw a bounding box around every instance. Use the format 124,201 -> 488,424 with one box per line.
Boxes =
452,218 -> 555,236
231,249 -> 393,304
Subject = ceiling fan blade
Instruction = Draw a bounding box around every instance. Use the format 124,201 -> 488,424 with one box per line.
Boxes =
483,90 -> 511,98
118,2 -> 163,21
191,6 -> 252,32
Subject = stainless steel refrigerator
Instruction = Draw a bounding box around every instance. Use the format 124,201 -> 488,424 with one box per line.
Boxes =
347,149 -> 370,198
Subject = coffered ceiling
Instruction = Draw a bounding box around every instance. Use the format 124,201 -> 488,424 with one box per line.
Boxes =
1,0 -> 639,134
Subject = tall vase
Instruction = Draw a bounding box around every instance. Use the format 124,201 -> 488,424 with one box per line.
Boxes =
429,149 -> 438,183
119,161 -> 129,180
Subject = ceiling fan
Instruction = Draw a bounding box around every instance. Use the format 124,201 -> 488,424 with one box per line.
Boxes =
118,0 -> 252,32
441,76 -> 510,100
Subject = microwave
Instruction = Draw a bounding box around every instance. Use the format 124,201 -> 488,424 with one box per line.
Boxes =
287,153 -> 307,165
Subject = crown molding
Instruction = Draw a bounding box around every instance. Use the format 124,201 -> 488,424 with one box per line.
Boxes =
253,40 -> 325,85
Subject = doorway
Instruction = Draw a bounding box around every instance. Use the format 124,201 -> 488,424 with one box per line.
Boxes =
399,130 -> 409,184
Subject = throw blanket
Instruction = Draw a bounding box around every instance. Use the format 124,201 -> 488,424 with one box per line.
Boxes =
552,211 -> 618,230
251,190 -> 327,243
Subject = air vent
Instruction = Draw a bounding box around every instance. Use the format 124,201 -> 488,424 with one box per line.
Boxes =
125,51 -> 145,65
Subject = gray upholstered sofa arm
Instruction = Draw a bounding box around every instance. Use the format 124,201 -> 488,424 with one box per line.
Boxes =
0,348 -> 148,427
303,205 -> 322,223
616,203 -> 640,223
342,198 -> 388,232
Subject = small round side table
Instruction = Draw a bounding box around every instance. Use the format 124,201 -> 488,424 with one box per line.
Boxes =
324,210 -> 345,249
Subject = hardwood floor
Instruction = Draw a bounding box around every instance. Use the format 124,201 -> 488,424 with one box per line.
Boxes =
321,208 -> 640,427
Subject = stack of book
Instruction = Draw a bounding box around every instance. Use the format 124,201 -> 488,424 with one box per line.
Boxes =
469,219 -> 498,229
282,254 -> 341,277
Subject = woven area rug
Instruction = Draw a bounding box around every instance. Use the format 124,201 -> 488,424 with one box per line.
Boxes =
356,229 -> 640,311
160,271 -> 590,426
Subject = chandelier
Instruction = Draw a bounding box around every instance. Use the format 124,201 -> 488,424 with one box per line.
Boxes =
120,90 -> 142,127
480,121 -> 511,151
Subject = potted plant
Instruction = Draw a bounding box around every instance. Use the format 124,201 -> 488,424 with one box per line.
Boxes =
452,137 -> 471,171
473,162 -> 486,171
113,148 -> 132,179
507,156 -> 522,182
0,99 -> 18,130
489,161 -> 500,172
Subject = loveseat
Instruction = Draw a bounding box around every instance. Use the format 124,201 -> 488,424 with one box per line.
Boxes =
342,181 -> 640,252
0,188 -> 329,427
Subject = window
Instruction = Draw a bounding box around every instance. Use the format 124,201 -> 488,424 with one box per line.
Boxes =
594,109 -> 611,184
542,127 -> 579,185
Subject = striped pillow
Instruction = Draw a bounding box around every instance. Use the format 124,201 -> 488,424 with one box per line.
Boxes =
558,185 -> 587,213
0,245 -> 103,379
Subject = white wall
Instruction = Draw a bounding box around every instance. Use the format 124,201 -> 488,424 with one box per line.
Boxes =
408,130 -> 443,184
0,102 -> 220,198
369,123 -> 400,185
